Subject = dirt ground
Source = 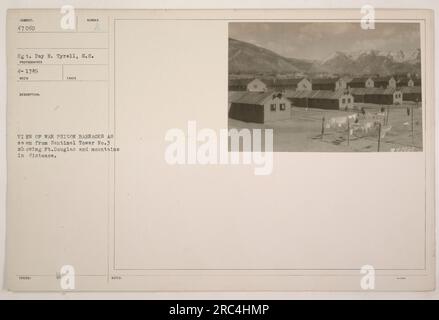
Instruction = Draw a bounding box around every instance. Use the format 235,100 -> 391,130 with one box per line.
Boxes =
228,103 -> 423,152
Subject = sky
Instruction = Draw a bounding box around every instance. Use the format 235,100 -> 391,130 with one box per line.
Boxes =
229,22 -> 420,61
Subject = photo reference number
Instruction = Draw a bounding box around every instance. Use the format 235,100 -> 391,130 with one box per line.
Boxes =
169,304 -> 270,317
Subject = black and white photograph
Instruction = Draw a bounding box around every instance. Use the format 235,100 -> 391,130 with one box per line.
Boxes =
228,22 -> 423,152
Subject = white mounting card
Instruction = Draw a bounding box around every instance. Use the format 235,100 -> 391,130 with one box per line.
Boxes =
6,9 -> 435,291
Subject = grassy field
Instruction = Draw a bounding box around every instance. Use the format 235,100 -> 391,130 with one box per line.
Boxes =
228,103 -> 423,152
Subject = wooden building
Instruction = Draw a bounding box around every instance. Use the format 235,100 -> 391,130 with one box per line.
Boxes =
286,89 -> 354,110
396,76 -> 415,87
228,78 -> 268,92
228,91 -> 292,123
401,86 -> 422,102
311,78 -> 347,91
268,77 -> 312,91
412,78 -> 422,86
350,88 -> 403,105
228,91 -> 246,112
348,77 -> 374,88
284,90 -> 312,108
372,76 -> 397,89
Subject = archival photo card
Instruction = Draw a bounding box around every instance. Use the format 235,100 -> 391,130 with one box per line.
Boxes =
5,9 -> 435,292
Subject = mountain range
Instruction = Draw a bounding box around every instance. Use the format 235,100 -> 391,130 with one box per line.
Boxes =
229,38 -> 421,76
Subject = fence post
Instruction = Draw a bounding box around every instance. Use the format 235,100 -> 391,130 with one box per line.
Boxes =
347,117 -> 350,146
321,116 -> 325,140
411,105 -> 414,145
377,122 -> 382,152
386,105 -> 390,125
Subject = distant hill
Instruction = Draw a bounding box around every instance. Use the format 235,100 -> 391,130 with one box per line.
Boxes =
228,38 -> 314,74
229,38 -> 421,76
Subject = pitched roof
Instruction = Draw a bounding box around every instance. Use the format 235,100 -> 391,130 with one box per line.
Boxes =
351,88 -> 368,95
285,89 -> 351,100
311,78 -> 340,85
228,91 -> 246,103
310,89 -> 351,99
396,77 -> 412,85
270,78 -> 307,87
372,76 -> 394,82
350,87 -> 401,95
382,87 -> 400,94
284,90 -> 313,99
349,77 -> 371,83
401,86 -> 422,93
231,91 -> 284,105
228,78 -> 254,87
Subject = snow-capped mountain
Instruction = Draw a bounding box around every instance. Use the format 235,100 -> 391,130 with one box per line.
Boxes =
228,38 -> 421,76
316,49 -> 421,75
334,49 -> 421,64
